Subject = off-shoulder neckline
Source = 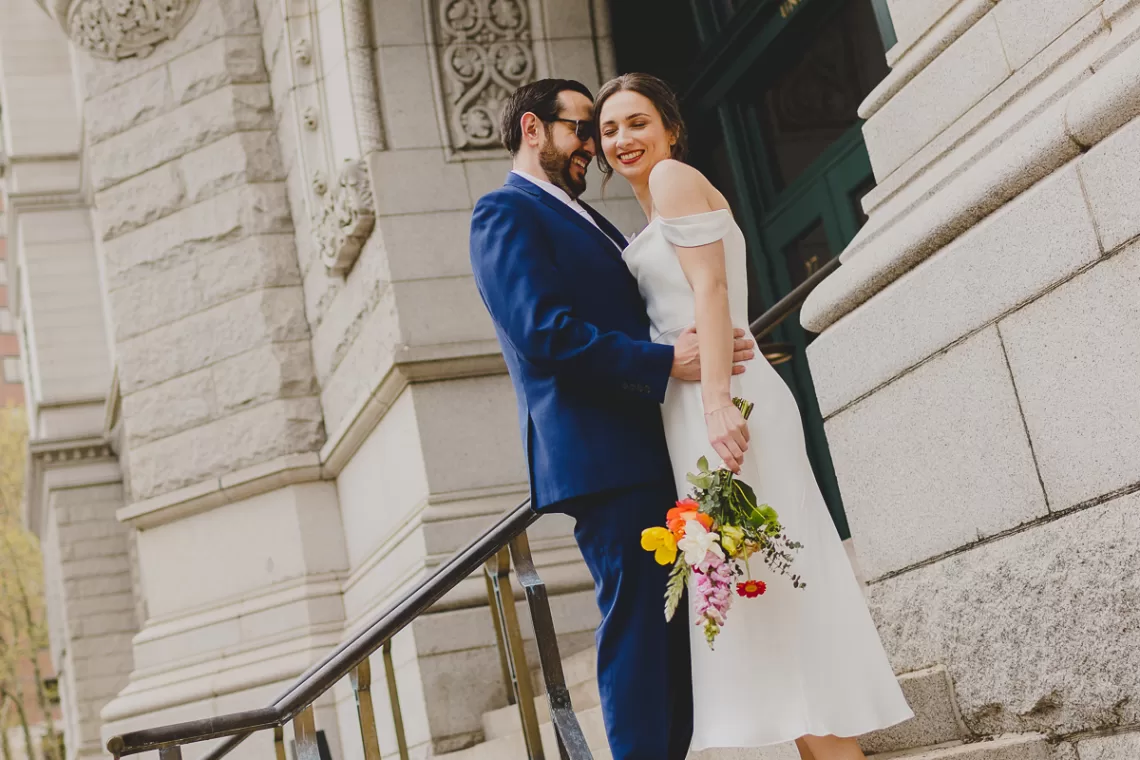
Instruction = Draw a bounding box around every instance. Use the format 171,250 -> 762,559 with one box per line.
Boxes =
646,207 -> 733,226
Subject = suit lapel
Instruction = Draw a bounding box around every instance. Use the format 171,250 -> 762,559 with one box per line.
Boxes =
580,201 -> 629,251
505,173 -> 626,256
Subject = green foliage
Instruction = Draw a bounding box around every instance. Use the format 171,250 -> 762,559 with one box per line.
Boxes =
664,557 -> 690,622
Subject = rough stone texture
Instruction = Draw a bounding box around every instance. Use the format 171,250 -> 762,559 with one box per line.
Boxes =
860,666 -> 968,754
95,162 -> 187,241
868,490 -> 1140,737
826,327 -> 1048,580
993,0 -> 1097,69
181,131 -> 285,205
864,14 -> 1012,181
211,340 -> 319,414
999,241 -> 1140,510
168,34 -> 267,105
808,165 -> 1100,417
116,287 -> 310,394
84,66 -> 172,144
1078,113 -> 1140,251
101,182 -> 292,291
1075,731 -> 1140,760
127,397 -> 325,498
88,84 -> 274,192
120,369 -> 216,446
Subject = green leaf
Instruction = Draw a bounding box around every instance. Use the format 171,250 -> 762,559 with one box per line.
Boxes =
697,456 -> 709,473
664,558 -> 690,622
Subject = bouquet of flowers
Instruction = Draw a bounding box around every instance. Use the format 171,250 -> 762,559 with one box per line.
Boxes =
641,397 -> 806,648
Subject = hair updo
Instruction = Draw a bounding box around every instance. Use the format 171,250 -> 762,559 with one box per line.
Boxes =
593,72 -> 689,183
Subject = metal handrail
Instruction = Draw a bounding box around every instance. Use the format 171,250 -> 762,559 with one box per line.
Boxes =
108,501 -> 538,757
106,258 -> 838,760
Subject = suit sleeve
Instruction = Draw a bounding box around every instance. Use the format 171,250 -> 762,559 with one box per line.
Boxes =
470,194 -> 674,402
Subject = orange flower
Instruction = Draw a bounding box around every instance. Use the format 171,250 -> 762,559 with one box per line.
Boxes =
667,499 -> 712,539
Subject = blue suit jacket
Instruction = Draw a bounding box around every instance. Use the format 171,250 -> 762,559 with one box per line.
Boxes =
470,173 -> 675,510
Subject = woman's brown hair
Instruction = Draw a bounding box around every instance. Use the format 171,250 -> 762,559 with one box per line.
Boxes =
593,73 -> 689,186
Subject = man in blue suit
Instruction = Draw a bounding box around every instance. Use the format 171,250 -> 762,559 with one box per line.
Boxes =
469,79 -> 754,760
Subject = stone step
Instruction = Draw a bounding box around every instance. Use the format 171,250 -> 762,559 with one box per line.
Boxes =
860,665 -> 968,755
870,734 -> 1052,760
483,675 -> 601,740
457,644 -> 971,760
528,645 -> 597,694
692,733 -> 1049,760
440,704 -> 609,760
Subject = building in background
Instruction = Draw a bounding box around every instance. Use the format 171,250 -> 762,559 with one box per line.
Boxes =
0,0 -> 1137,759
0,187 -> 23,407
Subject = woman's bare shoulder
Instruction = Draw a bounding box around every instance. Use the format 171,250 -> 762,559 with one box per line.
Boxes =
648,160 -> 717,216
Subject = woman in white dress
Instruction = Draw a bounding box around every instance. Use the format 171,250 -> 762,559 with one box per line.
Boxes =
593,73 -> 914,760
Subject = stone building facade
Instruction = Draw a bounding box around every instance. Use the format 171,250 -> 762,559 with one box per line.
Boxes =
0,0 -> 1136,759
1,190 -> 25,406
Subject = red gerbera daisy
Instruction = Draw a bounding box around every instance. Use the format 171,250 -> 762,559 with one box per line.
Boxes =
737,579 -> 766,598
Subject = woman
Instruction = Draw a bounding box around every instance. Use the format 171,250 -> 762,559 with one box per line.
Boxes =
594,73 -> 913,760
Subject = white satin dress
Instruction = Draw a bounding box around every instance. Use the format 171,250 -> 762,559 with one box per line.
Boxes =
622,209 -> 913,750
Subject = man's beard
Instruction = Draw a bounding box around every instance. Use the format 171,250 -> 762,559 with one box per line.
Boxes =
539,140 -> 590,199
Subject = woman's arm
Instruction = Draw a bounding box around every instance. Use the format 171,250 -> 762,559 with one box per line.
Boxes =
649,160 -> 750,472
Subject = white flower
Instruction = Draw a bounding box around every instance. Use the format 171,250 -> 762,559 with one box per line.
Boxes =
676,519 -> 724,567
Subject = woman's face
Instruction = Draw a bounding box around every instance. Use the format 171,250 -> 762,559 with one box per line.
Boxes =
598,89 -> 676,185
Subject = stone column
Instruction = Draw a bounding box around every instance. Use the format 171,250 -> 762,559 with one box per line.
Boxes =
0,4 -> 137,760
62,0 -> 347,756
802,1 -> 1140,756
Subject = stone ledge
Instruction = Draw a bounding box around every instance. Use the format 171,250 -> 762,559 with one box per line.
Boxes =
320,340 -> 506,475
116,451 -> 324,529
802,34 -> 1140,334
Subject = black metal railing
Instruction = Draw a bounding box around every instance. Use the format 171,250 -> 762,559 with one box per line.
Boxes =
106,260 -> 837,760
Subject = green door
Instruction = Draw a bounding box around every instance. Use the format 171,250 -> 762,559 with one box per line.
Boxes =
676,0 -> 893,538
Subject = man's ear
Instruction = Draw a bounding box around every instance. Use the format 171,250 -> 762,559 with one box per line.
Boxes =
521,112 -> 542,148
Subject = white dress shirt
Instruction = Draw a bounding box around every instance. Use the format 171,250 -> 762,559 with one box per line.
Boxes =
511,169 -> 622,249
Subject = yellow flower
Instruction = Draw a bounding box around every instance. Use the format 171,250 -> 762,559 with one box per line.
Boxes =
641,527 -> 678,566
721,524 -> 745,557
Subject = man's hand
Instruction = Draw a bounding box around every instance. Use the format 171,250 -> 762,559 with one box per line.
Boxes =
670,327 -> 755,381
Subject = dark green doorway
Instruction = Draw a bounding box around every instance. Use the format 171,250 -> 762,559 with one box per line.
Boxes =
610,0 -> 893,539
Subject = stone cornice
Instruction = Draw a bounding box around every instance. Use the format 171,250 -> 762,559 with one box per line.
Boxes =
25,434 -> 120,536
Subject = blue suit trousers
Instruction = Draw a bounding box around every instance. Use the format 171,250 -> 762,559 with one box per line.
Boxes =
560,478 -> 693,760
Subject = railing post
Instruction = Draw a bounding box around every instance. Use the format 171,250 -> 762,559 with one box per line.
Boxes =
485,546 -> 545,759
509,532 -> 592,760
485,570 -> 517,705
351,659 -> 384,760
273,727 -> 286,760
292,707 -> 320,760
381,640 -> 410,760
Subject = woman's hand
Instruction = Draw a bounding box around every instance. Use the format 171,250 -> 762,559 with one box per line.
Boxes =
705,403 -> 750,473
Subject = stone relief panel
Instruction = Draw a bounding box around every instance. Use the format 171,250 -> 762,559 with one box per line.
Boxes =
279,0 -> 383,274
68,0 -> 200,60
428,0 -> 537,152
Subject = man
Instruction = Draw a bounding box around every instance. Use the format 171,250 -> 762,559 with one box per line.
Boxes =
469,79 -> 754,760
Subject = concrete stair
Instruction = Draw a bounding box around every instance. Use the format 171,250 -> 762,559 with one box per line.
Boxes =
437,646 -> 1052,760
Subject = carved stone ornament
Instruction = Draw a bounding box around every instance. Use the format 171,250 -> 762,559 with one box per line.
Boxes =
435,0 -> 535,150
312,160 -> 376,275
68,0 -> 201,61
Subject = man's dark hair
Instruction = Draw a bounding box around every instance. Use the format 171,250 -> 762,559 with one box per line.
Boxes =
500,79 -> 594,155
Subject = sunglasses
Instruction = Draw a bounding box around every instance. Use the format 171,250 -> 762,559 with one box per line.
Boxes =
544,117 -> 594,143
